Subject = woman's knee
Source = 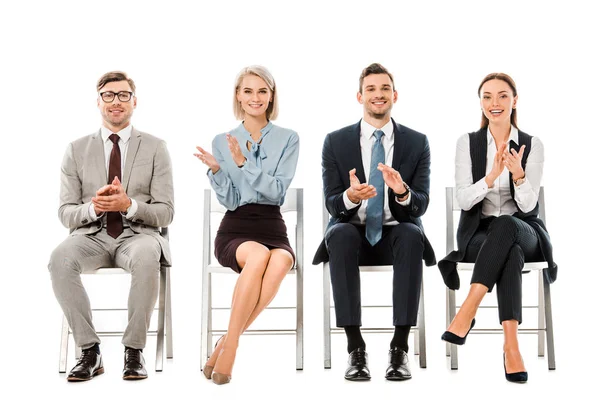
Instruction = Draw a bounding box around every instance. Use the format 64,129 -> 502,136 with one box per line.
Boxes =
489,215 -> 520,235
237,242 -> 271,270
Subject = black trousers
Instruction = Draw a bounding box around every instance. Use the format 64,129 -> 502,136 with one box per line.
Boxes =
466,215 -> 542,324
325,222 -> 424,327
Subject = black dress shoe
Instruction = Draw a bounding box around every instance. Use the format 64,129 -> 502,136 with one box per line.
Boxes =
503,353 -> 528,383
385,347 -> 412,381
344,348 -> 371,381
67,348 -> 104,381
441,318 -> 476,345
123,347 -> 147,380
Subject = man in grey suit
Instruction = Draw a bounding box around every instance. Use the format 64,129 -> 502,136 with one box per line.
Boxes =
48,71 -> 174,381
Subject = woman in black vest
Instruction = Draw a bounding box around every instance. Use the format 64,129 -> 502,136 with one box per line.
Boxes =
438,73 -> 556,383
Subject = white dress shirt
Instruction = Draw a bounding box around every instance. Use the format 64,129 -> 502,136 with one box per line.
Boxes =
343,119 -> 411,225
455,125 -> 544,216
88,125 -> 138,221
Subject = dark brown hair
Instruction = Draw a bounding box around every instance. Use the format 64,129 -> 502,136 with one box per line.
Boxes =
359,63 -> 395,93
478,73 -> 518,129
96,71 -> 136,93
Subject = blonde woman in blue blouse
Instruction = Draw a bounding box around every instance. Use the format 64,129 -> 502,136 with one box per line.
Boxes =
194,65 -> 299,385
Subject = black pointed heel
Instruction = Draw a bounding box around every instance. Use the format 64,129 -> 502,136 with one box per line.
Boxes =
503,353 -> 528,383
441,318 -> 476,345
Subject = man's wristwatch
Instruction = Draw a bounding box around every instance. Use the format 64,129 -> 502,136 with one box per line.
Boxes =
394,182 -> 410,200
513,175 -> 526,186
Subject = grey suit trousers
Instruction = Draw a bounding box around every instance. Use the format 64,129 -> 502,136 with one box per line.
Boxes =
48,227 -> 161,350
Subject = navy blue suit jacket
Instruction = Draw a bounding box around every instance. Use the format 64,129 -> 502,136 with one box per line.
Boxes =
312,119 -> 436,266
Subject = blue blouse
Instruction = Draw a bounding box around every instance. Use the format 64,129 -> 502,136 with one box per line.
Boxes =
208,121 -> 300,210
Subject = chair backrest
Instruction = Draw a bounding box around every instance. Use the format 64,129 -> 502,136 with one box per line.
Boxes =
445,186 -> 546,254
202,188 -> 304,270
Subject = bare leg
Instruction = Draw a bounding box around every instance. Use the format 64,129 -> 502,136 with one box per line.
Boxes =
446,283 -> 488,337
213,241 -> 271,377
502,320 -> 526,373
209,249 -> 293,370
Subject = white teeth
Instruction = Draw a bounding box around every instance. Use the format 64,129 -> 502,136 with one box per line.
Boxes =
491,110 -> 502,114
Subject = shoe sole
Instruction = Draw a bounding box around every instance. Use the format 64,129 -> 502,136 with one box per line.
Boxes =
344,376 -> 371,381
123,375 -> 148,380
67,367 -> 105,382
385,375 -> 412,381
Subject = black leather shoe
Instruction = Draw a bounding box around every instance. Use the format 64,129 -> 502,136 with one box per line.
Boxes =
123,347 -> 147,380
504,353 -> 528,383
344,348 -> 370,381
385,347 -> 412,381
441,318 -> 476,345
67,348 -> 104,381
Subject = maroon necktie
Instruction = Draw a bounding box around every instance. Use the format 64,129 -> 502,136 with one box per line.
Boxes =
106,133 -> 123,238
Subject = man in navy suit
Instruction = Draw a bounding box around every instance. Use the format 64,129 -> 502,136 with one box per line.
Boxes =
313,63 -> 436,381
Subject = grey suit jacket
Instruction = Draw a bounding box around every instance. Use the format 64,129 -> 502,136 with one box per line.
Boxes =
58,128 -> 175,264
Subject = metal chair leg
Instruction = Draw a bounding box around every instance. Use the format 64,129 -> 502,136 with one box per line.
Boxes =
59,315 -> 69,373
323,262 -> 332,369
418,278 -> 427,368
448,289 -> 458,370
537,270 -> 546,357
166,268 -> 173,359
296,265 -> 304,370
155,266 -> 167,372
543,276 -> 556,370
200,270 -> 211,368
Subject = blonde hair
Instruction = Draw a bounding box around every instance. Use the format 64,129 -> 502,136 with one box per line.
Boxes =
233,65 -> 279,120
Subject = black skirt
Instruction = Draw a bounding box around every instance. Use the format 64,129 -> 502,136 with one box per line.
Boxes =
214,204 -> 295,273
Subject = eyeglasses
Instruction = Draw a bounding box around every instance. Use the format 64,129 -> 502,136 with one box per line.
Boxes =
99,91 -> 134,103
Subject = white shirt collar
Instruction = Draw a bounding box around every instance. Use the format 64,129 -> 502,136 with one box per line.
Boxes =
360,119 -> 394,139
101,125 -> 133,143
486,124 -> 518,145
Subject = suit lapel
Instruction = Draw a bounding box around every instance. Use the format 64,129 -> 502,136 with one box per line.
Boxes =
123,128 -> 141,190
91,130 -> 108,185
349,121 -> 367,183
391,119 -> 406,171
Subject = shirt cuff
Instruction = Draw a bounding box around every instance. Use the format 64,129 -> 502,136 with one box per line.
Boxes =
475,177 -> 491,193
121,198 -> 138,219
395,191 -> 412,206
343,190 -> 361,210
208,168 -> 227,186
88,203 -> 102,221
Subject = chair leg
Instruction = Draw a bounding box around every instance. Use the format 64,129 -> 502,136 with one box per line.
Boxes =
200,271 -> 211,369
323,262 -> 332,369
296,266 -> 304,370
155,266 -> 167,372
445,288 -> 451,357
537,271 -> 546,357
418,278 -> 427,368
543,276 -> 556,370
165,268 -> 173,359
59,315 -> 69,373
448,289 -> 458,370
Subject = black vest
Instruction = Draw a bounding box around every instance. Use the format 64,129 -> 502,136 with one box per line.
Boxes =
438,128 -> 557,289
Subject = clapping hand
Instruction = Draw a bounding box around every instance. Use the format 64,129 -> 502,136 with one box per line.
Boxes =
194,146 -> 220,174
346,168 -> 377,204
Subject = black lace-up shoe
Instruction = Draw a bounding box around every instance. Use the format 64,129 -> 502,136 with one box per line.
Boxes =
123,347 -> 147,380
67,348 -> 104,381
344,348 -> 371,381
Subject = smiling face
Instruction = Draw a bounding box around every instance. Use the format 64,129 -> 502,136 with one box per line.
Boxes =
97,80 -> 136,132
236,74 -> 272,120
479,78 -> 517,127
357,73 -> 398,124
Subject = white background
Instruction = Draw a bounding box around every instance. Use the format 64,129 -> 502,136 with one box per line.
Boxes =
1,0 -> 598,398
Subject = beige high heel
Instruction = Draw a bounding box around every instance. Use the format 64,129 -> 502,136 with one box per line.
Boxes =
202,335 -> 225,380
212,372 -> 231,385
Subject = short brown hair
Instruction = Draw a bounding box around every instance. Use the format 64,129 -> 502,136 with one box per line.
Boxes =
478,73 -> 518,129
96,71 -> 136,93
359,63 -> 395,93
233,65 -> 279,120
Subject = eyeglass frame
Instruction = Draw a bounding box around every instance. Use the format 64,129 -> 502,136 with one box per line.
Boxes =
98,91 -> 135,103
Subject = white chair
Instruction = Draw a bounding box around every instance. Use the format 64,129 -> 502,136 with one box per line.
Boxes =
445,186 -> 556,370
200,188 -> 304,370
322,202 -> 427,369
58,227 -> 173,373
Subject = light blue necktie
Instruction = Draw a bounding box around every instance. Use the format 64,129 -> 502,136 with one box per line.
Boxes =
365,129 -> 385,246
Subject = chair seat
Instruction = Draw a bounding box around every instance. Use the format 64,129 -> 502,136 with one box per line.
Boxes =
457,261 -> 547,271
207,264 -> 298,274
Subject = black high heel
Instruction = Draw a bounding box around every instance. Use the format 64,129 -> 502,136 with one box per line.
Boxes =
441,319 -> 476,345
503,353 -> 528,383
